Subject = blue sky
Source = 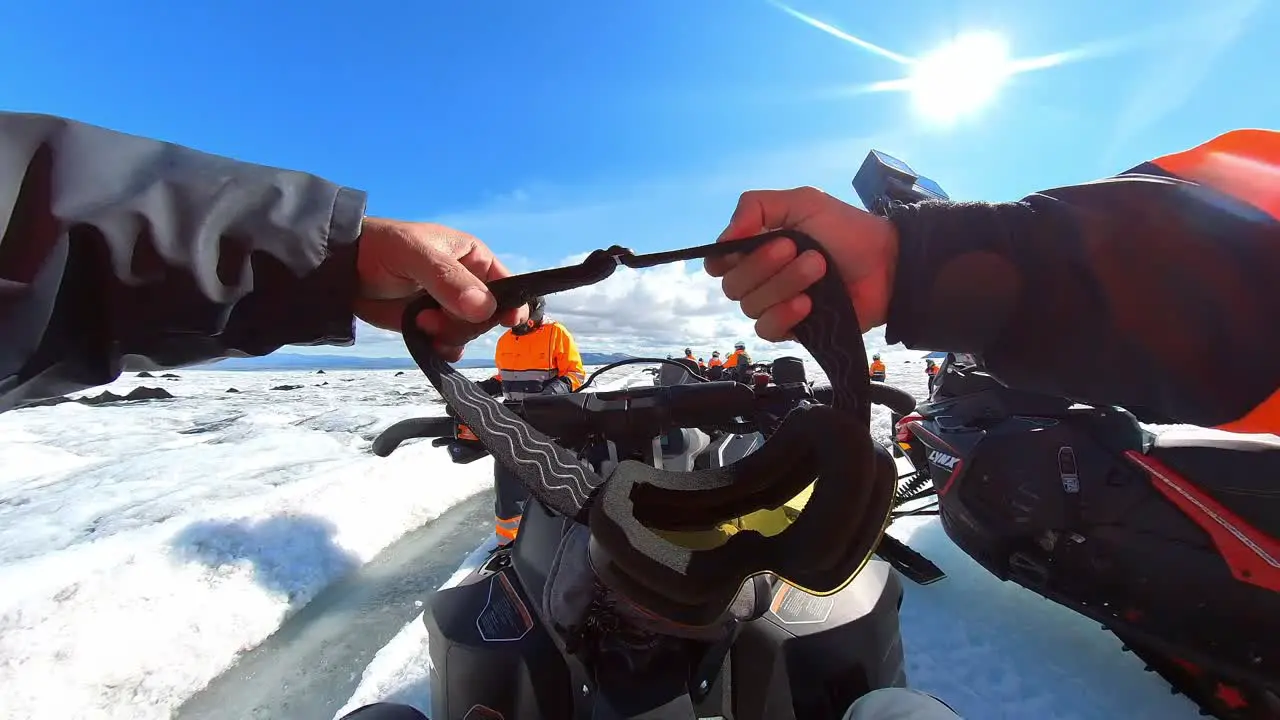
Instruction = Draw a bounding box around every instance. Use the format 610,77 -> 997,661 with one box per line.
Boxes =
3,0 -> 1276,360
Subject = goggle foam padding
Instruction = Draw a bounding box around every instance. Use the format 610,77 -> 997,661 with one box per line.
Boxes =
588,409 -> 897,626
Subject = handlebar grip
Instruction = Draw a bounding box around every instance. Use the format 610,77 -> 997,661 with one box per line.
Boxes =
869,383 -> 916,415
518,381 -> 757,439
811,384 -> 835,405
811,383 -> 916,415
372,417 -> 455,457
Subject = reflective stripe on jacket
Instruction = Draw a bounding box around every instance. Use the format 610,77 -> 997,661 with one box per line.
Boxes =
494,320 -> 585,400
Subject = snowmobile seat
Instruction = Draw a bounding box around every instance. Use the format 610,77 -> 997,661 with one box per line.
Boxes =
1147,428 -> 1280,538
1152,427 -> 1280,453
656,359 -> 699,387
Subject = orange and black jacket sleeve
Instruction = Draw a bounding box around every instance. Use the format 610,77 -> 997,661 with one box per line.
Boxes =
885,130 -> 1280,433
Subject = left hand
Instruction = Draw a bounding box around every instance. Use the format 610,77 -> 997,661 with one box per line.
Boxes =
355,218 -> 528,361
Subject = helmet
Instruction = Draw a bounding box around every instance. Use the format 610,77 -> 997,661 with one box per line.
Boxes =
872,353 -> 881,360
734,341 -> 746,350
511,296 -> 547,336
712,351 -> 720,357
528,295 -> 546,324
684,348 -> 692,355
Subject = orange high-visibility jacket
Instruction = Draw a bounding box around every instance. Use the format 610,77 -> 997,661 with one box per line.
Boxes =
493,321 -> 585,400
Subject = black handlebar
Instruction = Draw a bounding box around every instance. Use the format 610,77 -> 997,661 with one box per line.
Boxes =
373,376 -> 921,457
371,416 -> 456,457
869,383 -> 917,416
526,381 -> 761,440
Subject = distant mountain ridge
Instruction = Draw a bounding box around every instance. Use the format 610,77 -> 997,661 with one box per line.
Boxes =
200,352 -> 637,371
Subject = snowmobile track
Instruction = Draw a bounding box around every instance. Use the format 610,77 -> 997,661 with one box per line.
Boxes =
1116,633 -> 1280,720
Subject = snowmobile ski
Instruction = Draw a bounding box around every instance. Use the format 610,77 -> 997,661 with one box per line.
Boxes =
875,534 -> 945,585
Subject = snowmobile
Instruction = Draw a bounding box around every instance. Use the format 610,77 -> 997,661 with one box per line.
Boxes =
372,354 -> 927,720
889,352 -> 1280,719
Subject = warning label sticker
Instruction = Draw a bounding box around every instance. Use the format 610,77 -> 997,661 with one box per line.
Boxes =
769,583 -> 834,625
476,573 -> 533,642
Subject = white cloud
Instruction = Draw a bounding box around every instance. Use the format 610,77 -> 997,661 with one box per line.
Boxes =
544,257 -> 891,362
332,131 -> 914,363
416,131 -> 916,362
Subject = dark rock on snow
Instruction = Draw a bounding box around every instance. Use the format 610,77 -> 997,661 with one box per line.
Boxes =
135,371 -> 155,378
270,384 -> 303,391
394,371 -> 406,377
160,373 -> 180,379
316,370 -> 326,374
21,386 -> 176,408
226,388 -> 241,393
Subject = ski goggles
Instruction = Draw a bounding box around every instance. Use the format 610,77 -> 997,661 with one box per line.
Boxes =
400,230 -> 897,627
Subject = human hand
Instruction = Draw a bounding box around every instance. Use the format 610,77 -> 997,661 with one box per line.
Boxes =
704,187 -> 899,341
355,218 -> 528,361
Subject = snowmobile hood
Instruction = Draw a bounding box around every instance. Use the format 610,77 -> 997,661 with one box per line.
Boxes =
398,230 -> 896,627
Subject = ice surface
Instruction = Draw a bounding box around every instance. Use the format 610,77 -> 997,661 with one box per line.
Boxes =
0,367 -> 506,720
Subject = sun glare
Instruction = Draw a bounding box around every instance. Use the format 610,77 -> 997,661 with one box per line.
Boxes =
907,32 -> 1012,123
770,2 -> 1110,127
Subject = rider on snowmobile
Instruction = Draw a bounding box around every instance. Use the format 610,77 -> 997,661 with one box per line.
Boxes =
1,114 -> 1277,719
869,353 -> 886,382
721,341 -> 753,380
476,296 -> 585,540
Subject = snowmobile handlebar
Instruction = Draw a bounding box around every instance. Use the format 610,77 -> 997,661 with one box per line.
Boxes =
372,379 -> 916,458
867,382 -> 917,416
370,416 -> 456,458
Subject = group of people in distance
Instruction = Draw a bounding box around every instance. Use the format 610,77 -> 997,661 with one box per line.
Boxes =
682,343 -> 752,377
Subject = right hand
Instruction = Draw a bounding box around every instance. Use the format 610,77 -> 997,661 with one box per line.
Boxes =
704,187 -> 899,341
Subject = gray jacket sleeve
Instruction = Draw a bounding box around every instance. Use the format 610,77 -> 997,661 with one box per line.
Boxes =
0,112 -> 368,411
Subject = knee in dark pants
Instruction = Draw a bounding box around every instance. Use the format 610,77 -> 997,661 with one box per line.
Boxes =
339,702 -> 428,720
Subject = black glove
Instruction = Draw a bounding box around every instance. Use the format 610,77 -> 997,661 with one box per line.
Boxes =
477,376 -> 503,396
541,376 -> 573,395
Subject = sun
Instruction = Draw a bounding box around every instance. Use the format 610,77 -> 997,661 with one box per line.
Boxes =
768,2 -> 1094,126
906,32 -> 1013,124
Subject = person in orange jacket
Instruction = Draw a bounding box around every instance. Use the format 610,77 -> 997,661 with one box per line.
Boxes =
869,353 -> 886,382
697,357 -> 707,372
477,296 -> 585,541
721,341 -> 752,380
706,351 -> 724,379
683,347 -> 697,366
